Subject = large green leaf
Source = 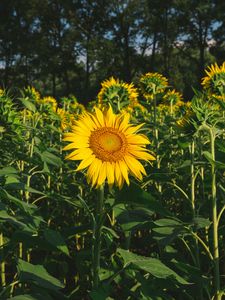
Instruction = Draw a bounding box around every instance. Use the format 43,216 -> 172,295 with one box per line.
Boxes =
20,98 -> 36,113
10,293 -> 53,300
117,248 -> 189,285
0,210 -> 27,228
40,151 -> 62,167
44,229 -> 70,256
17,259 -> 64,290
10,295 -> 38,300
116,182 -> 170,216
0,166 -> 18,176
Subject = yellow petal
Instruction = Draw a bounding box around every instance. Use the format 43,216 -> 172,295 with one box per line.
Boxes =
106,162 -> 115,185
123,155 -> 144,180
125,123 -> 144,135
94,107 -> 105,126
127,134 -> 150,145
91,158 -> 103,187
76,154 -> 95,171
118,160 -> 129,185
97,161 -> 107,186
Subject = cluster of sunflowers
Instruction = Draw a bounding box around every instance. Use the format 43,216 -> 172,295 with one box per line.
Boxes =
2,61 -> 224,190
63,73 -> 188,189
63,62 -> 225,189
21,86 -> 85,131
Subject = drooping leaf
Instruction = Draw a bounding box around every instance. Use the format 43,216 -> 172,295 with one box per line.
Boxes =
116,182 -> 170,216
20,98 -> 36,113
117,248 -> 189,285
44,229 -> 70,256
17,259 -> 64,290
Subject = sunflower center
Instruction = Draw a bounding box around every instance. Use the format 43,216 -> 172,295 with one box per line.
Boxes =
89,127 -> 127,162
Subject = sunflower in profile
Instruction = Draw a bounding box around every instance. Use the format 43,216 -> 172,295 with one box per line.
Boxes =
41,96 -> 57,111
97,77 -> 138,109
23,86 -> 41,103
202,62 -> 225,95
139,72 -> 168,101
63,106 -> 155,189
162,89 -> 184,115
0,89 -> 5,97
56,108 -> 73,130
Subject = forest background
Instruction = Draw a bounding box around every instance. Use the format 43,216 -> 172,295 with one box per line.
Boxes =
0,0 -> 225,104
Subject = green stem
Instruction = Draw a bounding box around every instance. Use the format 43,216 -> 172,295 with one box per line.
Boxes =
199,124 -> 220,299
190,139 -> 195,214
190,139 -> 203,300
0,232 -> 6,286
93,185 -> 104,290
210,128 -> 220,300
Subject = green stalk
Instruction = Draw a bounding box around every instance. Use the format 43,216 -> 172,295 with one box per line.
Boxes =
190,139 -> 203,300
199,124 -> 220,299
0,232 -> 6,286
210,128 -> 220,300
153,91 -> 161,192
93,185 -> 104,289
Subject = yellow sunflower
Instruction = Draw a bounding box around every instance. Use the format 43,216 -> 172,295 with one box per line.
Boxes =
63,106 -> 155,189
139,72 -> 168,100
0,89 -> 4,97
97,77 -> 138,108
23,86 -> 41,103
41,96 -> 57,111
201,62 -> 225,95
56,108 -> 73,130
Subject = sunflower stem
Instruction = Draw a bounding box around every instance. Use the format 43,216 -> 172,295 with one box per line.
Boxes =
93,184 -> 104,290
190,139 -> 203,300
199,124 -> 220,300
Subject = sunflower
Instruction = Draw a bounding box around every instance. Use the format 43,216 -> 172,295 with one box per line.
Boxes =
139,72 -> 168,100
0,89 -> 4,97
97,77 -> 138,109
163,89 -> 183,105
63,106 -> 155,189
23,86 -> 41,103
56,108 -> 73,130
41,96 -> 57,111
201,62 -> 225,95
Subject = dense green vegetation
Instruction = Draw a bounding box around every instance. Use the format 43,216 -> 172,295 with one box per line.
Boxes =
0,64 -> 225,299
1,1 -> 225,299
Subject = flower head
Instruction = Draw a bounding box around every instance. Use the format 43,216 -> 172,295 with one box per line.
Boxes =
0,89 -> 5,97
97,77 -> 138,109
63,107 -> 154,189
56,108 -> 73,130
139,72 -> 168,100
202,62 -> 225,95
23,86 -> 41,102
41,96 -> 57,111
163,89 -> 183,105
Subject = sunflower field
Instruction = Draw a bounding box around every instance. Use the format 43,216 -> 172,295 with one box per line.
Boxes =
1,63 -> 225,300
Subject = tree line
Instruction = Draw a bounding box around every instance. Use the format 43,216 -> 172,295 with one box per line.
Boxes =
0,0 -> 224,103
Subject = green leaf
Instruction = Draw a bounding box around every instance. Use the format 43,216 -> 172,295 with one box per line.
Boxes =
44,229 -> 69,256
203,151 -> 225,169
154,218 -> 182,227
117,248 -> 189,285
3,190 -> 37,212
192,217 -> 211,229
0,166 -> 18,176
20,98 -> 36,112
0,210 -> 28,228
9,291 -> 53,300
116,182 -> 170,216
116,208 -> 153,231
17,259 -> 64,290
10,295 -> 38,300
40,151 -> 62,167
